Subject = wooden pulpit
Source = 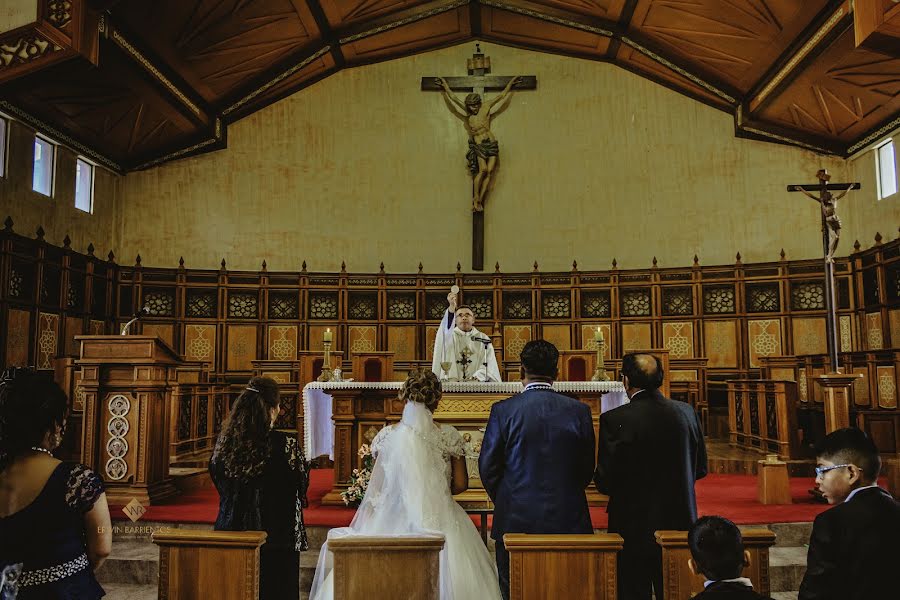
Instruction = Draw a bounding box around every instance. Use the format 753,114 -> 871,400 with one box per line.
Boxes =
655,529 -> 776,598
152,530 -> 267,600
504,533 -> 623,600
75,335 -> 181,505
329,535 -> 445,600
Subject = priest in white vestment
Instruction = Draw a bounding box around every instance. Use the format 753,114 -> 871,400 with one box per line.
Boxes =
431,292 -> 502,382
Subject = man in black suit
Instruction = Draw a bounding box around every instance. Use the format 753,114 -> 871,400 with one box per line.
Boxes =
479,340 -> 595,600
799,427 -> 900,600
688,516 -> 773,599
594,352 -> 707,600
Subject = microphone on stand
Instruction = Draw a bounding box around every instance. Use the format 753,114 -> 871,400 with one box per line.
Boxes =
120,306 -> 150,335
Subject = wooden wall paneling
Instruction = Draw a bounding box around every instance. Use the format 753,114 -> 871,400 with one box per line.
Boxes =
36,311 -> 59,369
142,322 -> 175,348
267,324 -> 298,361
867,312 -> 885,349
580,324 -> 612,361
226,324 -> 257,372
541,324 -> 571,351
792,317 -> 827,356
622,322 -> 652,353
5,308 -> 31,367
703,319 -> 738,368
318,0 -> 436,28
748,318 -> 783,368
877,365 -> 897,409
662,321 -> 694,359
387,325 -> 416,360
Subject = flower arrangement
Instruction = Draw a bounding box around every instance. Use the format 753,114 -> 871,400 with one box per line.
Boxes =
341,443 -> 375,506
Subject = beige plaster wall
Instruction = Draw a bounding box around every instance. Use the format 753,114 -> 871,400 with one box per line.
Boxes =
845,141 -> 900,249
0,119 -> 119,255
112,43 -> 892,271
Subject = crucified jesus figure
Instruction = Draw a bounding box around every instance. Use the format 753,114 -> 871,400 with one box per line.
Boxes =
436,75 -> 521,212
794,169 -> 853,263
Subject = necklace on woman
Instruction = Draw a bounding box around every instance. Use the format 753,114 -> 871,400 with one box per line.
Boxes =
30,446 -> 54,457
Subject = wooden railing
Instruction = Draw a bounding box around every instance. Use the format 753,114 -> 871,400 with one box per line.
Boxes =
727,380 -> 801,459
760,350 -> 900,455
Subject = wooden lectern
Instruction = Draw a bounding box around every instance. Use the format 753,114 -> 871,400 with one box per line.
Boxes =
76,335 -> 181,505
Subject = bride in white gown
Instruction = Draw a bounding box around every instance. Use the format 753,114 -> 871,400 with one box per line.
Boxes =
308,370 -> 502,600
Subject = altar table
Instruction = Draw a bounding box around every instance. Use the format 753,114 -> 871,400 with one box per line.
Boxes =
302,381 -> 627,507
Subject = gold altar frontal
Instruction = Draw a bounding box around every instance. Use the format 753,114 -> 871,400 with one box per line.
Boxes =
320,384 -> 612,507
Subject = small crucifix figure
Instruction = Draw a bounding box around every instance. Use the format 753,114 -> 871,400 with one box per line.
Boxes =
457,347 -> 474,381
787,169 -> 860,372
422,44 -> 536,270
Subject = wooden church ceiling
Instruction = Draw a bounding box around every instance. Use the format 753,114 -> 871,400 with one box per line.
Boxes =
1,0 -> 898,172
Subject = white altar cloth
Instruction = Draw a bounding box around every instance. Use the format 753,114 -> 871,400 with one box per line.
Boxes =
301,380 -> 628,459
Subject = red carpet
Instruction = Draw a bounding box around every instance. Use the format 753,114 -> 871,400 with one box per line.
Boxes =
112,469 -> 831,527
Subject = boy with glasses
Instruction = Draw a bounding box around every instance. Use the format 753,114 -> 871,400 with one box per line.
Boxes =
799,428 -> 899,600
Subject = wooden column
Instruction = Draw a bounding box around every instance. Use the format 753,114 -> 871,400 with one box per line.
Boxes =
152,530 -> 267,600
504,533 -> 623,600
329,535 -> 445,600
655,529 -> 776,599
814,373 -> 863,432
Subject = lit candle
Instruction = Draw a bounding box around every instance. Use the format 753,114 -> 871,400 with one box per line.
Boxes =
324,328 -> 332,342
594,327 -> 604,342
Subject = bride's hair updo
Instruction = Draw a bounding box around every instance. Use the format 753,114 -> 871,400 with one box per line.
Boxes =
399,369 -> 442,412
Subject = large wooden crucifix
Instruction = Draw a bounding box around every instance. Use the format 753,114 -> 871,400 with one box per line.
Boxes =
421,44 -> 536,270
787,169 -> 860,372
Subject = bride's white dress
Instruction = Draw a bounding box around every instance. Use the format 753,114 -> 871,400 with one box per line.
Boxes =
308,401 -> 502,600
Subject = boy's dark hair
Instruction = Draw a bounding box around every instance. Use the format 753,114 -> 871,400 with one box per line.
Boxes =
621,353 -> 665,390
688,516 -> 745,581
519,340 -> 559,380
815,427 -> 881,482
0,367 -> 69,470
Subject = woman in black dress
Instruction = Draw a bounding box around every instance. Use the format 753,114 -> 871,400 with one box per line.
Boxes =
210,376 -> 309,599
0,368 -> 112,599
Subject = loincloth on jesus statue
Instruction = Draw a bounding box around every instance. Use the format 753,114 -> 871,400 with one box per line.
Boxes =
467,138 -> 499,175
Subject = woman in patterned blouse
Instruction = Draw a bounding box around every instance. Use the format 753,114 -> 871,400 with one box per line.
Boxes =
0,368 -> 112,599
210,376 -> 310,600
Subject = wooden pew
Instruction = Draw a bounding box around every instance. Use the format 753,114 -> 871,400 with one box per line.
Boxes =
655,529 -> 776,599
151,530 -> 267,600
504,533 -> 624,600
329,535 -> 445,600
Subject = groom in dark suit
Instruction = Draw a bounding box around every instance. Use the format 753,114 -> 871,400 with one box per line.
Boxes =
595,352 -> 707,600
479,340 -> 595,600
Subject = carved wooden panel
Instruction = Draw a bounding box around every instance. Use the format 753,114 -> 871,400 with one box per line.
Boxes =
308,325 -> 335,352
866,312 -> 884,350
387,325 -> 416,360
748,318 -> 782,368
6,308 -> 31,367
37,312 -> 59,369
877,366 -> 897,409
703,320 -> 737,368
184,324 -> 216,364
853,367 -> 870,407
630,0 -> 829,91
889,309 -> 900,349
425,325 -> 438,361
662,322 -> 694,358
503,325 -> 531,359
340,6 -> 471,64
89,319 -> 105,335
541,324 -> 571,351
481,5 -> 611,58
840,314 -> 853,352
64,315 -> 82,356
348,325 -> 377,353
142,323 -> 175,348
581,324 -> 612,360
621,322 -> 651,353
226,324 -> 257,371
267,325 -> 297,360
116,0 -> 322,102
756,29 -> 900,142
791,317 -> 826,356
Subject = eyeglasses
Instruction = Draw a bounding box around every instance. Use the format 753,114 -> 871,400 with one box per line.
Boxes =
815,464 -> 852,478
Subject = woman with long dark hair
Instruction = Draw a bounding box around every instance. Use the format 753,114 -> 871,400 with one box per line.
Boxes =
209,376 -> 309,599
0,367 -> 112,599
